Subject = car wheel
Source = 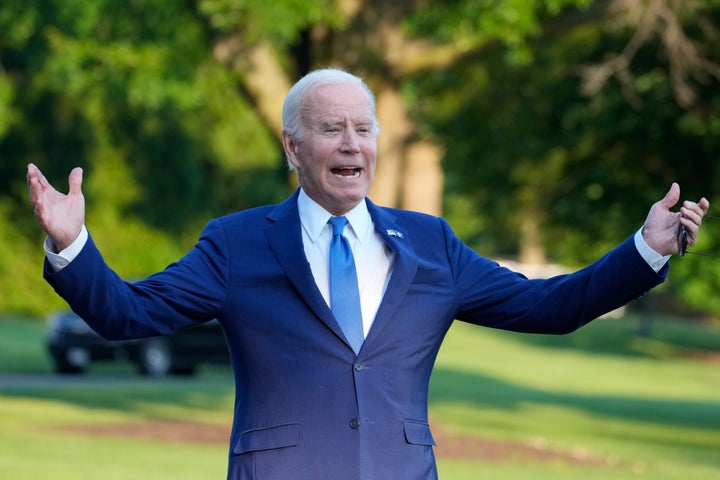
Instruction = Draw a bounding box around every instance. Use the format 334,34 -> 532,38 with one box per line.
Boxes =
52,351 -> 86,374
136,338 -> 173,376
170,364 -> 197,376
53,347 -> 90,374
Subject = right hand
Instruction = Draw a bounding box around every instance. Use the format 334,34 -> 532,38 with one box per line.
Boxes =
27,163 -> 85,252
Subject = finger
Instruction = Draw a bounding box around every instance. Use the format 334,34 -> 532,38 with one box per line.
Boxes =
680,215 -> 699,237
679,201 -> 708,246
68,167 -> 83,196
657,182 -> 680,210
698,197 -> 710,214
27,164 -> 46,204
31,163 -> 51,190
27,164 -> 54,201
27,164 -> 36,198
682,198 -> 712,225
27,163 -> 37,182
27,163 -> 39,191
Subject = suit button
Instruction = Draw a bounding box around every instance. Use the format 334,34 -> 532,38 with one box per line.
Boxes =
353,362 -> 365,372
349,418 -> 360,429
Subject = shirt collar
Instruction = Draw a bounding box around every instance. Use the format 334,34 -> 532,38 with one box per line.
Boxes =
298,188 -> 372,244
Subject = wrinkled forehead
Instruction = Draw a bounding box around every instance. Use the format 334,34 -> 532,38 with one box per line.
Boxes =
302,84 -> 374,125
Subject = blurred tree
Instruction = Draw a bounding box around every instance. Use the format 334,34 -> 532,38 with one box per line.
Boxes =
0,0 -> 290,313
403,0 -> 720,315
203,0 -> 601,216
1,0 -> 719,317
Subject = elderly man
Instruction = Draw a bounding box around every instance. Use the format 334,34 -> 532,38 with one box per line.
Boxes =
28,68 -> 709,479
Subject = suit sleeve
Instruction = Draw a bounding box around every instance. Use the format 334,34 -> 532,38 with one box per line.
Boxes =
43,220 -> 229,340
443,219 -> 668,334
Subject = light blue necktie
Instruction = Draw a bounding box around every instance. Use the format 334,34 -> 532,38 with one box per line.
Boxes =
328,216 -> 364,354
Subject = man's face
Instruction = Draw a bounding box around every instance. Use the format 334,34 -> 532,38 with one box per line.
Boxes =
285,83 -> 377,215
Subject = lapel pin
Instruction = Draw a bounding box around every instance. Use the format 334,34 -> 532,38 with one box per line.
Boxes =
386,229 -> 404,239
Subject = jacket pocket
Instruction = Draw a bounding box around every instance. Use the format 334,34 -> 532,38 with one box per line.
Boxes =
233,422 -> 301,455
403,419 -> 436,446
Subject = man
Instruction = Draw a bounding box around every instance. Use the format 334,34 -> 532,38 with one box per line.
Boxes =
28,68 -> 709,479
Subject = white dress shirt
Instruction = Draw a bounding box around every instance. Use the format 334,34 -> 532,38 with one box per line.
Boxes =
633,229 -> 672,271
297,189 -> 394,338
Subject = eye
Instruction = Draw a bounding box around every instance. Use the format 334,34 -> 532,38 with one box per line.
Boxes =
321,123 -> 342,134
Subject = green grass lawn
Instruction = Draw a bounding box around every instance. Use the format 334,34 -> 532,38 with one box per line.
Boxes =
430,318 -> 720,479
1,314 -> 719,479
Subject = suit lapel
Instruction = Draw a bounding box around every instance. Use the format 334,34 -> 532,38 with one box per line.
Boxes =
364,201 -> 419,346
263,193 -> 421,353
263,191 -> 351,348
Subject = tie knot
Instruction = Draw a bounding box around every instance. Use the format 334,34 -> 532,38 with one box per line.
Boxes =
329,216 -> 349,236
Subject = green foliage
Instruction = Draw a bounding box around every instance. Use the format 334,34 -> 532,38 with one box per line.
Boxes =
2,1 -> 720,317
0,207 -> 65,314
0,0 -> 293,314
0,73 -> 13,138
670,218 -> 720,314
403,2 -> 720,310
198,0 -> 343,45
405,0 -> 593,64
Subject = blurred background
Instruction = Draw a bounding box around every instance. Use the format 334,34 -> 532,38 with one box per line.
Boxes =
1,1 -> 719,479
2,0 -> 720,316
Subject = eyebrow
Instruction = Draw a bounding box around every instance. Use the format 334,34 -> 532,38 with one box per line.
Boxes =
320,119 -> 343,128
318,118 -> 373,128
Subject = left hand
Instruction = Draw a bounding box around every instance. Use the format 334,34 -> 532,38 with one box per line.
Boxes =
641,183 -> 710,256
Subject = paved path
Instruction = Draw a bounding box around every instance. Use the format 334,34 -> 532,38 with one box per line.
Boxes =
0,372 -> 146,389
0,372 -> 229,389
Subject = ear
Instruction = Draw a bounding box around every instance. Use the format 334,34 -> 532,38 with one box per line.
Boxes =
282,130 -> 301,169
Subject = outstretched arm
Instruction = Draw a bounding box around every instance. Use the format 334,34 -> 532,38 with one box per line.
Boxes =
27,163 -> 85,252
641,183 -> 709,256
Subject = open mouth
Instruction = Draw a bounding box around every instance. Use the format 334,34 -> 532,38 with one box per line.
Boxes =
331,167 -> 361,178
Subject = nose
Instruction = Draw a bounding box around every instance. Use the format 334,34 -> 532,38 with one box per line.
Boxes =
340,129 -> 361,153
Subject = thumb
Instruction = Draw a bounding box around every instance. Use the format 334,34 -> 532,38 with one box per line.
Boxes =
657,182 -> 680,211
68,167 -> 84,196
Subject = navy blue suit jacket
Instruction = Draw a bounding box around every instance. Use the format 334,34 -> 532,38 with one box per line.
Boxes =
45,190 -> 666,479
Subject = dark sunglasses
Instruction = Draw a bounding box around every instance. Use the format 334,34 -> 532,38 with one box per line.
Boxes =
678,215 -> 720,257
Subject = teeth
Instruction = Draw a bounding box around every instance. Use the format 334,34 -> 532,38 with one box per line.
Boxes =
332,167 -> 360,178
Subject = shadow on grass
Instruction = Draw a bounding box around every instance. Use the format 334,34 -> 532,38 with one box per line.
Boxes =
0,373 -> 235,418
430,366 -> 720,437
10,368 -> 714,444
484,314 -> 720,360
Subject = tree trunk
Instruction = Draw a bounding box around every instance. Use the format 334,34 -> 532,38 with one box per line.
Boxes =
401,141 -> 443,216
519,206 -> 547,265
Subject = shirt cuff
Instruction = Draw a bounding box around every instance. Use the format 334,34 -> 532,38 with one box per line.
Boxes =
634,228 -> 670,273
45,225 -> 88,272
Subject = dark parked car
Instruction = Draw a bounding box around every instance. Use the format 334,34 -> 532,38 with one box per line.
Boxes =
45,310 -> 230,376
